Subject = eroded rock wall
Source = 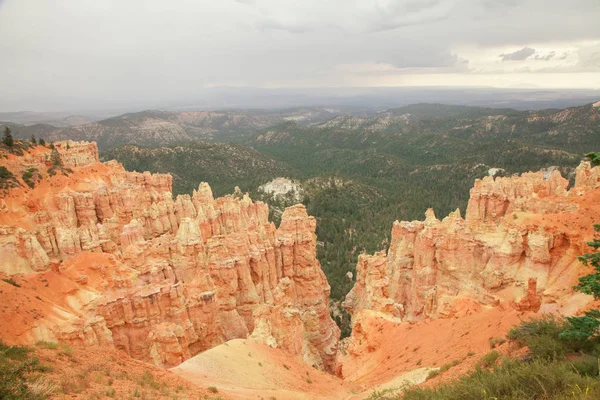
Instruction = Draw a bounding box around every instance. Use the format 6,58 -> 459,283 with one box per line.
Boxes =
0,142 -> 339,370
344,161 -> 600,322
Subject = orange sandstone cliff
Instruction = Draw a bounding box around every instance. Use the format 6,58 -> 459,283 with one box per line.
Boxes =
0,141 -> 339,371
344,162 -> 600,322
336,162 -> 600,388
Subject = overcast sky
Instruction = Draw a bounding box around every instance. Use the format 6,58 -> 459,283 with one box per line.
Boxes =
1,0 -> 600,110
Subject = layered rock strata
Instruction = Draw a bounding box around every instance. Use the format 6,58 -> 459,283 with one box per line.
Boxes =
0,141 -> 339,370
344,161 -> 600,322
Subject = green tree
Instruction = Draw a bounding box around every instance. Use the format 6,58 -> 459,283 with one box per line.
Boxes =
585,152 -> 600,166
30,135 -> 37,145
2,127 -> 14,147
560,152 -> 600,342
51,148 -> 62,167
39,138 -> 46,146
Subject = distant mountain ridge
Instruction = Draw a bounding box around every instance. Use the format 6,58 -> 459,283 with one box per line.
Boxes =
2,107 -> 342,149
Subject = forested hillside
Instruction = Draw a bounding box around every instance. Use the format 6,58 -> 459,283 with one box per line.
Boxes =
3,107 -> 341,149
102,142 -> 291,197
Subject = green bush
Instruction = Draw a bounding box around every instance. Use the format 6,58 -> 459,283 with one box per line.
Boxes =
488,336 -> 506,349
479,351 -> 501,368
0,166 -> 18,190
507,314 -> 568,342
402,359 -> 600,400
22,168 -> 39,189
526,334 -> 567,361
571,354 -> 600,377
2,278 -> 21,288
426,369 -> 440,380
0,340 -> 52,399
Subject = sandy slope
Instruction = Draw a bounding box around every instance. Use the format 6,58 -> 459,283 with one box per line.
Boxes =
172,339 -> 357,400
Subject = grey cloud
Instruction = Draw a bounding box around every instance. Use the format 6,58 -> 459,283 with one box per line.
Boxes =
500,47 -> 536,61
578,44 -> 600,68
257,18 -> 313,33
533,51 -> 555,61
382,48 -> 465,69
367,0 -> 456,32
0,0 -> 599,111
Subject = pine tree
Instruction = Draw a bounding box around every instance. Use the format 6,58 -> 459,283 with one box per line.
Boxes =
51,148 -> 62,167
560,152 -> 600,342
31,135 -> 37,145
2,127 -> 14,147
39,138 -> 46,146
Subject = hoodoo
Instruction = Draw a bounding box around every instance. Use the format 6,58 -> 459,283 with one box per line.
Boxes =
344,161 -> 600,322
0,141 -> 339,371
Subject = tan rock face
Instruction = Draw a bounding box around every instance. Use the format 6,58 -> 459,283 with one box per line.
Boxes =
0,142 -> 339,371
344,162 -> 600,322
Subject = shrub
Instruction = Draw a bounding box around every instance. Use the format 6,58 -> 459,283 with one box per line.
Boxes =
140,370 -> 158,389
366,388 -> 401,400
22,168 -> 39,189
507,314 -> 567,343
426,369 -> 440,380
0,340 -> 52,399
489,336 -> 507,349
402,359 -> 600,400
525,334 -> 567,361
34,341 -> 59,350
0,166 -> 18,190
2,278 -> 21,287
571,354 -> 600,377
508,314 -> 590,357
208,386 -> 218,393
479,350 -> 501,368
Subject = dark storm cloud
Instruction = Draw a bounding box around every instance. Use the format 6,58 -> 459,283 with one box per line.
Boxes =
500,47 -> 536,61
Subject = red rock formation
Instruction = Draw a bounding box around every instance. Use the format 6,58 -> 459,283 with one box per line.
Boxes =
344,161 -> 600,322
0,142 -> 339,371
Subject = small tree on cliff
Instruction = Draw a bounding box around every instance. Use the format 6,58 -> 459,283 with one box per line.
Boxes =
50,148 -> 62,167
560,152 -> 600,342
30,135 -> 37,145
2,127 -> 14,147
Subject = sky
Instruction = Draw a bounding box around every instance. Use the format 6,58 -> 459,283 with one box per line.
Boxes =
1,0 -> 600,110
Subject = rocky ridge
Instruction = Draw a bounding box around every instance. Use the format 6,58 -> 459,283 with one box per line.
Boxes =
343,161 -> 600,322
0,141 -> 339,371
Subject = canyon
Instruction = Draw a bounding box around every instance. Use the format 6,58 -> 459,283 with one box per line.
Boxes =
1,140 -> 599,399
0,140 -> 339,372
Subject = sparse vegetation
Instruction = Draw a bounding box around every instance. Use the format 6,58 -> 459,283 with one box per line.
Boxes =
0,166 -> 19,190
0,340 -> 52,399
401,359 -> 600,400
479,351 -> 501,368
22,167 -> 40,188
488,336 -> 506,349
2,277 -> 21,287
